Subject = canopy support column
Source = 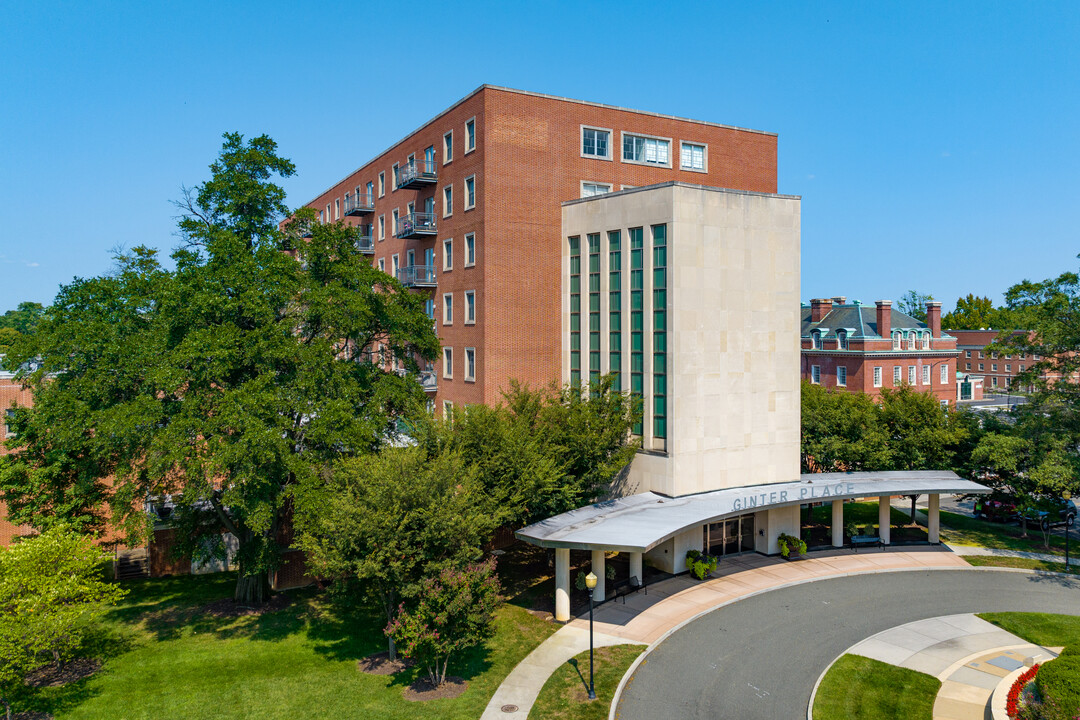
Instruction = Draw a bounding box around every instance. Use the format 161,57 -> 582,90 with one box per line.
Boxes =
629,552 -> 643,582
831,500 -> 845,547
591,550 -> 606,602
878,495 -> 892,545
928,494 -> 940,544
555,548 -> 570,622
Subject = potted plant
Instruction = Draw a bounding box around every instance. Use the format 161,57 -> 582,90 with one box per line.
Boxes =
778,533 -> 807,559
685,549 -> 718,580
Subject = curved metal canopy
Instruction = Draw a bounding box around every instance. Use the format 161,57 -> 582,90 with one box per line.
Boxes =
515,471 -> 989,553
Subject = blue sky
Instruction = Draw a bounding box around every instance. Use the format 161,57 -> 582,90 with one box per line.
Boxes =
2,1 -> 1077,314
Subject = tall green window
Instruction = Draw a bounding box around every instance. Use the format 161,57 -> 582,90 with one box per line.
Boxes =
588,234 -> 601,389
569,236 -> 581,387
652,225 -> 667,440
608,231 -> 622,392
629,227 -> 644,435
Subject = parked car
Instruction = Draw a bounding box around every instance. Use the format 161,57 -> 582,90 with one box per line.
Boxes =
973,497 -> 1017,523
1020,498 -> 1078,529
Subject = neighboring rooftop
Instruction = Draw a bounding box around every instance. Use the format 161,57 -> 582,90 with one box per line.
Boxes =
801,301 -> 953,340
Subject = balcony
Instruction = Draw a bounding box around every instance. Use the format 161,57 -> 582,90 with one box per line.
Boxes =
396,264 -> 437,288
419,370 -> 437,393
396,159 -> 437,190
344,192 -> 374,216
394,211 -> 437,239
353,224 -> 374,254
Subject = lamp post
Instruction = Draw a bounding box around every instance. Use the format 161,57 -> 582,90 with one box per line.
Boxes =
585,571 -> 597,700
1064,491 -> 1073,573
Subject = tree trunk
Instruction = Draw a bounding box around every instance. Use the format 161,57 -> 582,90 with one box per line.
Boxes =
1020,516 -> 1029,539
234,570 -> 270,604
441,655 -> 450,685
380,589 -> 398,661
2,694 -> 11,720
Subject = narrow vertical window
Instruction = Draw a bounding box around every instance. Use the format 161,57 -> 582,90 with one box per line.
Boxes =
837,366 -> 847,387
465,118 -> 476,152
941,364 -> 949,384
465,176 -> 476,209
652,224 -> 667,441
443,131 -> 453,163
465,232 -> 476,266
629,227 -> 644,435
465,290 -> 476,324
569,237 -> 581,387
588,233 -> 601,389
811,366 -> 821,384
608,230 -> 622,392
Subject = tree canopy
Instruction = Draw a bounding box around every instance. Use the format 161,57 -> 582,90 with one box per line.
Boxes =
0,133 -> 439,603
897,290 -> 933,322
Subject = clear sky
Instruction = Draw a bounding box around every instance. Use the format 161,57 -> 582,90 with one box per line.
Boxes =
2,1 -> 1077,314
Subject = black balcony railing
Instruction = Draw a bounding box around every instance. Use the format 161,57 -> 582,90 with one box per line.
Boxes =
354,225 -> 374,254
396,159 -> 438,190
396,264 -> 437,287
344,192 -> 374,216
394,211 -> 437,239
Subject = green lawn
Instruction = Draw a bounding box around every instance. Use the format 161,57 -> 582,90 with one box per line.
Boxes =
939,510 -> 1071,556
12,569 -> 557,720
528,645 -> 644,720
962,555 -> 1077,573
812,654 -> 940,720
977,612 -> 1080,647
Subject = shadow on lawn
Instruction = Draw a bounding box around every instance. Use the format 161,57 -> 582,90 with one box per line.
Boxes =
10,670 -> 104,719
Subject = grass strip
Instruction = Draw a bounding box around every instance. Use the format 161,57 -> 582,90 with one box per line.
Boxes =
812,654 -> 939,720
977,612 -> 1080,647
529,644 -> 645,720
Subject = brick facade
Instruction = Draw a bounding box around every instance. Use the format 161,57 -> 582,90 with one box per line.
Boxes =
951,329 -> 1037,392
0,372 -> 34,545
801,298 -> 959,406
302,85 -> 777,411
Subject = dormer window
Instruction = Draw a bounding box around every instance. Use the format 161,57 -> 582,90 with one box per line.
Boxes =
811,330 -> 822,349
907,332 -> 916,350
922,333 -> 931,350
837,330 -> 848,350
892,332 -> 902,350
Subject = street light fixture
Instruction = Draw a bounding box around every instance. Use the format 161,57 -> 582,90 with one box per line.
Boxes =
585,571 -> 598,701
1064,491 -> 1073,573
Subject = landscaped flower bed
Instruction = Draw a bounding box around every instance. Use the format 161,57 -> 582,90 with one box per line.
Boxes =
1006,664 -> 1039,718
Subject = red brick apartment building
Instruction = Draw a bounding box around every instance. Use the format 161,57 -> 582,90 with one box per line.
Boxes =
951,329 -> 1036,392
800,297 -> 959,406
299,84 -> 777,412
0,367 -> 33,545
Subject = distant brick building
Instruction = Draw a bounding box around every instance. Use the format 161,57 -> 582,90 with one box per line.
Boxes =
800,297 -> 959,406
0,364 -> 33,545
951,329 -> 1036,392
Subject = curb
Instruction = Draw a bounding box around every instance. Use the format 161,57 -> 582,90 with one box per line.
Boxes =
607,566 -> 1078,720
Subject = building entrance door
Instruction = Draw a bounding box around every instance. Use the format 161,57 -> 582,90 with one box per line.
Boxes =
705,514 -> 755,557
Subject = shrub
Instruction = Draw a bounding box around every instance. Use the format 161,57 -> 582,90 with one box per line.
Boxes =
1034,652 -> 1080,717
685,550 -> 717,580
778,533 -> 807,558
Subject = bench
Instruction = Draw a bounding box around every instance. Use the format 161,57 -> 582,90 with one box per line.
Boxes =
612,575 -> 646,603
850,535 -> 884,552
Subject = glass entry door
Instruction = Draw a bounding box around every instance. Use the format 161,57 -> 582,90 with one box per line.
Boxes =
704,514 -> 755,557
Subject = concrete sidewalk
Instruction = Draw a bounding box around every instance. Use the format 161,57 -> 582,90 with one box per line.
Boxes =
946,541 -> 1080,567
840,614 -> 1059,720
481,546 -> 969,720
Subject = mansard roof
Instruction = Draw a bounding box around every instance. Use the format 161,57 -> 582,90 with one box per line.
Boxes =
800,303 -> 955,341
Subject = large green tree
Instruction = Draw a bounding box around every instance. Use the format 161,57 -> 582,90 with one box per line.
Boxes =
800,381 -> 889,473
0,133 -> 439,603
0,302 -> 44,361
897,290 -> 933,322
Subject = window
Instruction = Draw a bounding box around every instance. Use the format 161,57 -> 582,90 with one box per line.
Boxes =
318,210 -> 324,224
922,365 -> 930,385
378,172 -> 385,197
978,363 -> 984,371
1005,354 -> 1012,360
923,334 -> 931,350
465,290 -> 475,324
1020,364 -> 1025,372
1006,364 -> 1011,372
443,400 -> 453,416
442,347 -> 453,379
892,332 -> 902,350
443,238 -> 453,270
966,350 -> 971,358
941,365 -> 949,384
464,347 -> 476,382
608,230 -> 622,391
629,228 -> 644,433
464,175 -> 476,209
465,118 -> 476,153
992,377 -> 999,387
589,233 -> 602,388
391,254 -> 399,277
581,182 -> 612,197
622,132 -> 670,166
811,331 -> 822,349
581,126 -> 611,159
424,298 -> 434,320
424,145 -> 435,169
378,215 -> 385,241
873,367 -> 882,387
651,225 -> 667,440
392,163 -> 400,190
680,142 -> 706,171
366,181 -> 374,202
392,209 -> 399,236
811,365 -> 821,384
979,351 -> 985,358
893,366 -> 902,385
941,400 -> 950,409
837,366 -> 847,387
992,364 -> 998,372
443,131 -> 453,163
838,330 -> 848,350
464,233 -> 476,266
334,198 -> 340,220
966,363 -> 971,370
569,236 -> 581,387
908,366 -> 916,385
907,332 -> 916,350
378,258 -> 385,273
442,293 -> 453,325
443,185 -> 453,217
4,408 -> 16,438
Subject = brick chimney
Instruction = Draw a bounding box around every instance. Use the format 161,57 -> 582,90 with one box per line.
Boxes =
926,301 -> 942,337
831,296 -> 847,305
810,298 -> 833,323
875,300 -> 892,338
